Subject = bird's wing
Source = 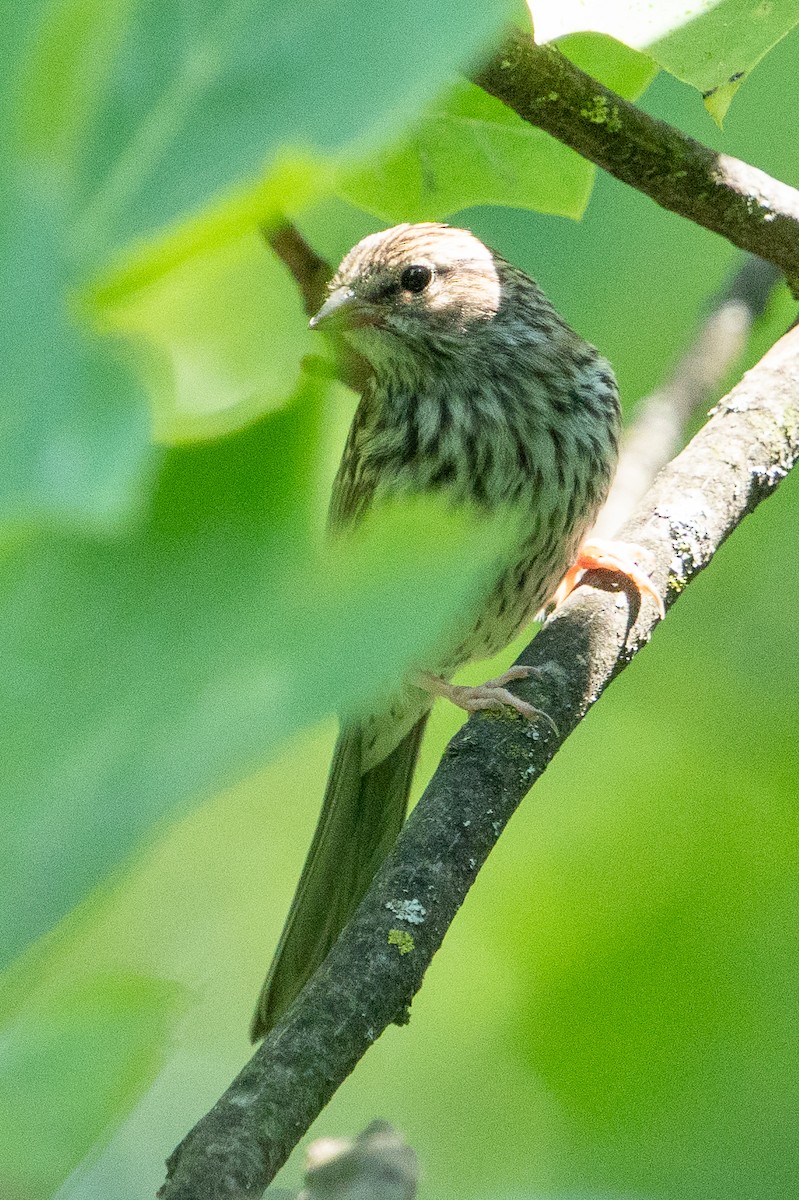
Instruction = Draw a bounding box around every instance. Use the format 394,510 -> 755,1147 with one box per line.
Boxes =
328,457 -> 374,531
327,397 -> 379,532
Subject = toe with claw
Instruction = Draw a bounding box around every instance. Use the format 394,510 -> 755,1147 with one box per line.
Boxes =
550,538 -> 665,619
416,667 -> 559,737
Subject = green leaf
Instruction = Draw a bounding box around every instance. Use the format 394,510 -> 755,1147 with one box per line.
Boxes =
0,972 -> 183,1200
0,180 -> 153,532
338,80 -> 595,222
338,32 -> 655,224
529,0 -> 799,123
64,0 -> 522,256
13,0 -> 130,174
649,0 -> 799,124
0,363 -> 516,967
101,230 -> 314,443
555,32 -> 658,102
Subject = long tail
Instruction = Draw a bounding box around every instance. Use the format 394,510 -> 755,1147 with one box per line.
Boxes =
250,713 -> 429,1041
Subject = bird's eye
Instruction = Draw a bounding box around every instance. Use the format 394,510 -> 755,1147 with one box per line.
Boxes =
400,264 -> 432,293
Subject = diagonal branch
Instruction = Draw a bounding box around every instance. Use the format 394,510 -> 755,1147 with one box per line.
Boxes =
263,221 -> 368,394
159,321 -> 799,1198
265,223 -> 331,319
265,41 -> 799,314
594,254 -> 781,537
472,31 -> 799,295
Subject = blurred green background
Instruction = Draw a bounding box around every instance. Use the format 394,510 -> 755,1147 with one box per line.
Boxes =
2,2 -> 799,1198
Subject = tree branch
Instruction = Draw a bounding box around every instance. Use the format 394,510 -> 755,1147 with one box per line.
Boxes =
594,254 -> 781,537
472,31 -> 799,295
263,221 -> 368,394
265,223 -> 331,318
159,323 -> 799,1198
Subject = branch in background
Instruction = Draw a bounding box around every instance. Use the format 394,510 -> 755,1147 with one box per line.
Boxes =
160,324 -> 799,1199
594,255 -> 781,537
265,222 -> 332,318
264,221 -> 368,394
472,31 -> 799,295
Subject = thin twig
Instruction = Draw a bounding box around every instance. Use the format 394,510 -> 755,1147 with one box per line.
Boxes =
159,325 -> 799,1199
265,223 -> 331,318
472,32 -> 799,295
594,255 -> 781,537
263,221 -> 367,394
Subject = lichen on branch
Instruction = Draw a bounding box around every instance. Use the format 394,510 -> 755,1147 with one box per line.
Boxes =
472,31 -> 799,295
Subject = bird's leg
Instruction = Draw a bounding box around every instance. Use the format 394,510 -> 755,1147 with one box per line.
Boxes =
415,667 -> 559,736
550,538 -> 665,619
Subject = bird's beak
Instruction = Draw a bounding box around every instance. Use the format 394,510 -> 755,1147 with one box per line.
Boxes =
309,286 -> 356,329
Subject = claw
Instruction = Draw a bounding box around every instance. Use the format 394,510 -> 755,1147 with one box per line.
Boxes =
416,668 -> 559,737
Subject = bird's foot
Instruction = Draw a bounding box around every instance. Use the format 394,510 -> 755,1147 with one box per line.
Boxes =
415,667 -> 558,736
549,538 -> 665,619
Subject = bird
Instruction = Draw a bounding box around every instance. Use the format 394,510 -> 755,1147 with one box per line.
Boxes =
250,222 -> 661,1040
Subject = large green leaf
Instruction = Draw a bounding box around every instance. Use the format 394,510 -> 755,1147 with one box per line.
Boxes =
2,2 -> 149,532
3,0 -> 517,531
649,0 -> 799,123
0,180 -> 154,531
68,0 -> 521,256
338,80 -> 596,223
338,79 -> 595,223
338,33 -> 656,224
0,971 -> 183,1200
0,363 -> 516,967
556,30 -> 657,100
102,229 -> 314,443
529,0 -> 799,122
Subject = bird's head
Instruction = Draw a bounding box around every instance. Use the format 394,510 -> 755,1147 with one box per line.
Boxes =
310,223 -> 505,373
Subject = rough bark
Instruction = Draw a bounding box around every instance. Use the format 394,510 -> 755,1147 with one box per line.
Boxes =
473,32 -> 799,295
